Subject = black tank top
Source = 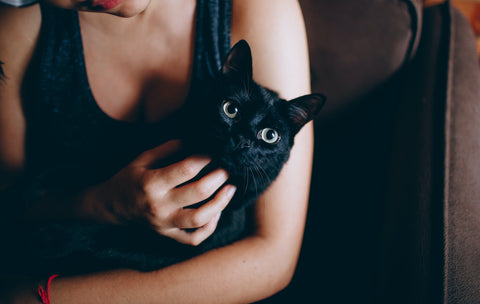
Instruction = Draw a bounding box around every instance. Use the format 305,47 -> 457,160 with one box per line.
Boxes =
0,1 -> 255,262
23,0 -> 232,186
18,0 -> 248,250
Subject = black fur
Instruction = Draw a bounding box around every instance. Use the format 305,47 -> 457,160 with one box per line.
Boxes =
4,40 -> 325,275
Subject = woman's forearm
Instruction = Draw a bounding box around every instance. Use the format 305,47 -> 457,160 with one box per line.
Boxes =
49,235 -> 298,304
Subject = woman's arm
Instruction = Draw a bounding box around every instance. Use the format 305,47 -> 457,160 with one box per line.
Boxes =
0,4 -> 39,186
45,0 -> 314,303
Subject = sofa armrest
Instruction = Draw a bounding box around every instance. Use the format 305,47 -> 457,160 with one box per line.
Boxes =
379,3 -> 480,303
299,0 -> 423,120
443,4 -> 480,303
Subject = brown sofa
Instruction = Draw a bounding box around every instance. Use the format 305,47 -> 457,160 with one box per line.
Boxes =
261,1 -> 480,303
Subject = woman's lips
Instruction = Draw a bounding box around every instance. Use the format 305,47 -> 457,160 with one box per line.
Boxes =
91,0 -> 122,10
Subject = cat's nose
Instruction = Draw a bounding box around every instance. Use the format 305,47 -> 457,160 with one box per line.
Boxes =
237,137 -> 251,149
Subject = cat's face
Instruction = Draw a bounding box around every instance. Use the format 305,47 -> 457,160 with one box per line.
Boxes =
213,82 -> 294,185
194,40 -> 326,190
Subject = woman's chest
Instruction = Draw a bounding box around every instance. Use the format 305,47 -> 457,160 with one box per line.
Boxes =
78,5 -> 196,124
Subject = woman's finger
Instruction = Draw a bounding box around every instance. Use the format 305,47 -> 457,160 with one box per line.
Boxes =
151,155 -> 212,190
162,213 -> 222,246
168,168 -> 229,208
173,184 -> 236,229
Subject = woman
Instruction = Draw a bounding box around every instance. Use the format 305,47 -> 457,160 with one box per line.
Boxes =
0,0 -> 314,302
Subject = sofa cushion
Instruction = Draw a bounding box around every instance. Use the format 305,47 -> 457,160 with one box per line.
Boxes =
299,0 -> 422,119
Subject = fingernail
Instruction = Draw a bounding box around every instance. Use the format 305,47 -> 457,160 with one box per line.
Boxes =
227,185 -> 237,198
196,155 -> 211,164
220,169 -> 229,180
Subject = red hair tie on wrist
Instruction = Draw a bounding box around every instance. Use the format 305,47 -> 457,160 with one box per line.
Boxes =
38,274 -> 59,304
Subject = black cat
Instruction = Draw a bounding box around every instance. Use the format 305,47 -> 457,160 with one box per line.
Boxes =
5,40 -> 325,274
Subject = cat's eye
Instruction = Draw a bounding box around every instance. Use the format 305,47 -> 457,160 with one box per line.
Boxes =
222,100 -> 239,119
258,128 -> 280,144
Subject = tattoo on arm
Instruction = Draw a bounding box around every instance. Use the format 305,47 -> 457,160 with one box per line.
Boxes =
0,60 -> 5,81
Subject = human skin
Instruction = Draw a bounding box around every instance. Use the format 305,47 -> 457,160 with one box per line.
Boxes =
0,0 -> 314,302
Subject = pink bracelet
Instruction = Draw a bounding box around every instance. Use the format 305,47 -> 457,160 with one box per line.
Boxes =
38,274 -> 59,304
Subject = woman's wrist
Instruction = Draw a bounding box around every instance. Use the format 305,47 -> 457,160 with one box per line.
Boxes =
74,183 -> 119,224
37,274 -> 59,304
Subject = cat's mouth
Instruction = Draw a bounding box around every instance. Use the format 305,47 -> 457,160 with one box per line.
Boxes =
214,156 -> 272,190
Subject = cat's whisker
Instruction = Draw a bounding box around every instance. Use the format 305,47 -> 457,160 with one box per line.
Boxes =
254,162 -> 274,197
259,165 -> 272,185
250,166 -> 260,197
243,167 -> 250,195
252,162 -> 268,187
251,163 -> 263,183
249,167 -> 257,196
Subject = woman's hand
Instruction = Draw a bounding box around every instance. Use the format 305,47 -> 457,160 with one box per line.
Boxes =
83,140 -> 236,245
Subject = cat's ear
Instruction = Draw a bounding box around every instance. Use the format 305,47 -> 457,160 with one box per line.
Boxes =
221,40 -> 253,81
287,94 -> 326,134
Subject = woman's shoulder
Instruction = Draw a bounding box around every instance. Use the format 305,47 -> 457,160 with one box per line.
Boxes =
0,3 -> 41,41
0,3 -> 41,80
231,0 -> 310,99
231,0 -> 304,42
0,4 -> 42,174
